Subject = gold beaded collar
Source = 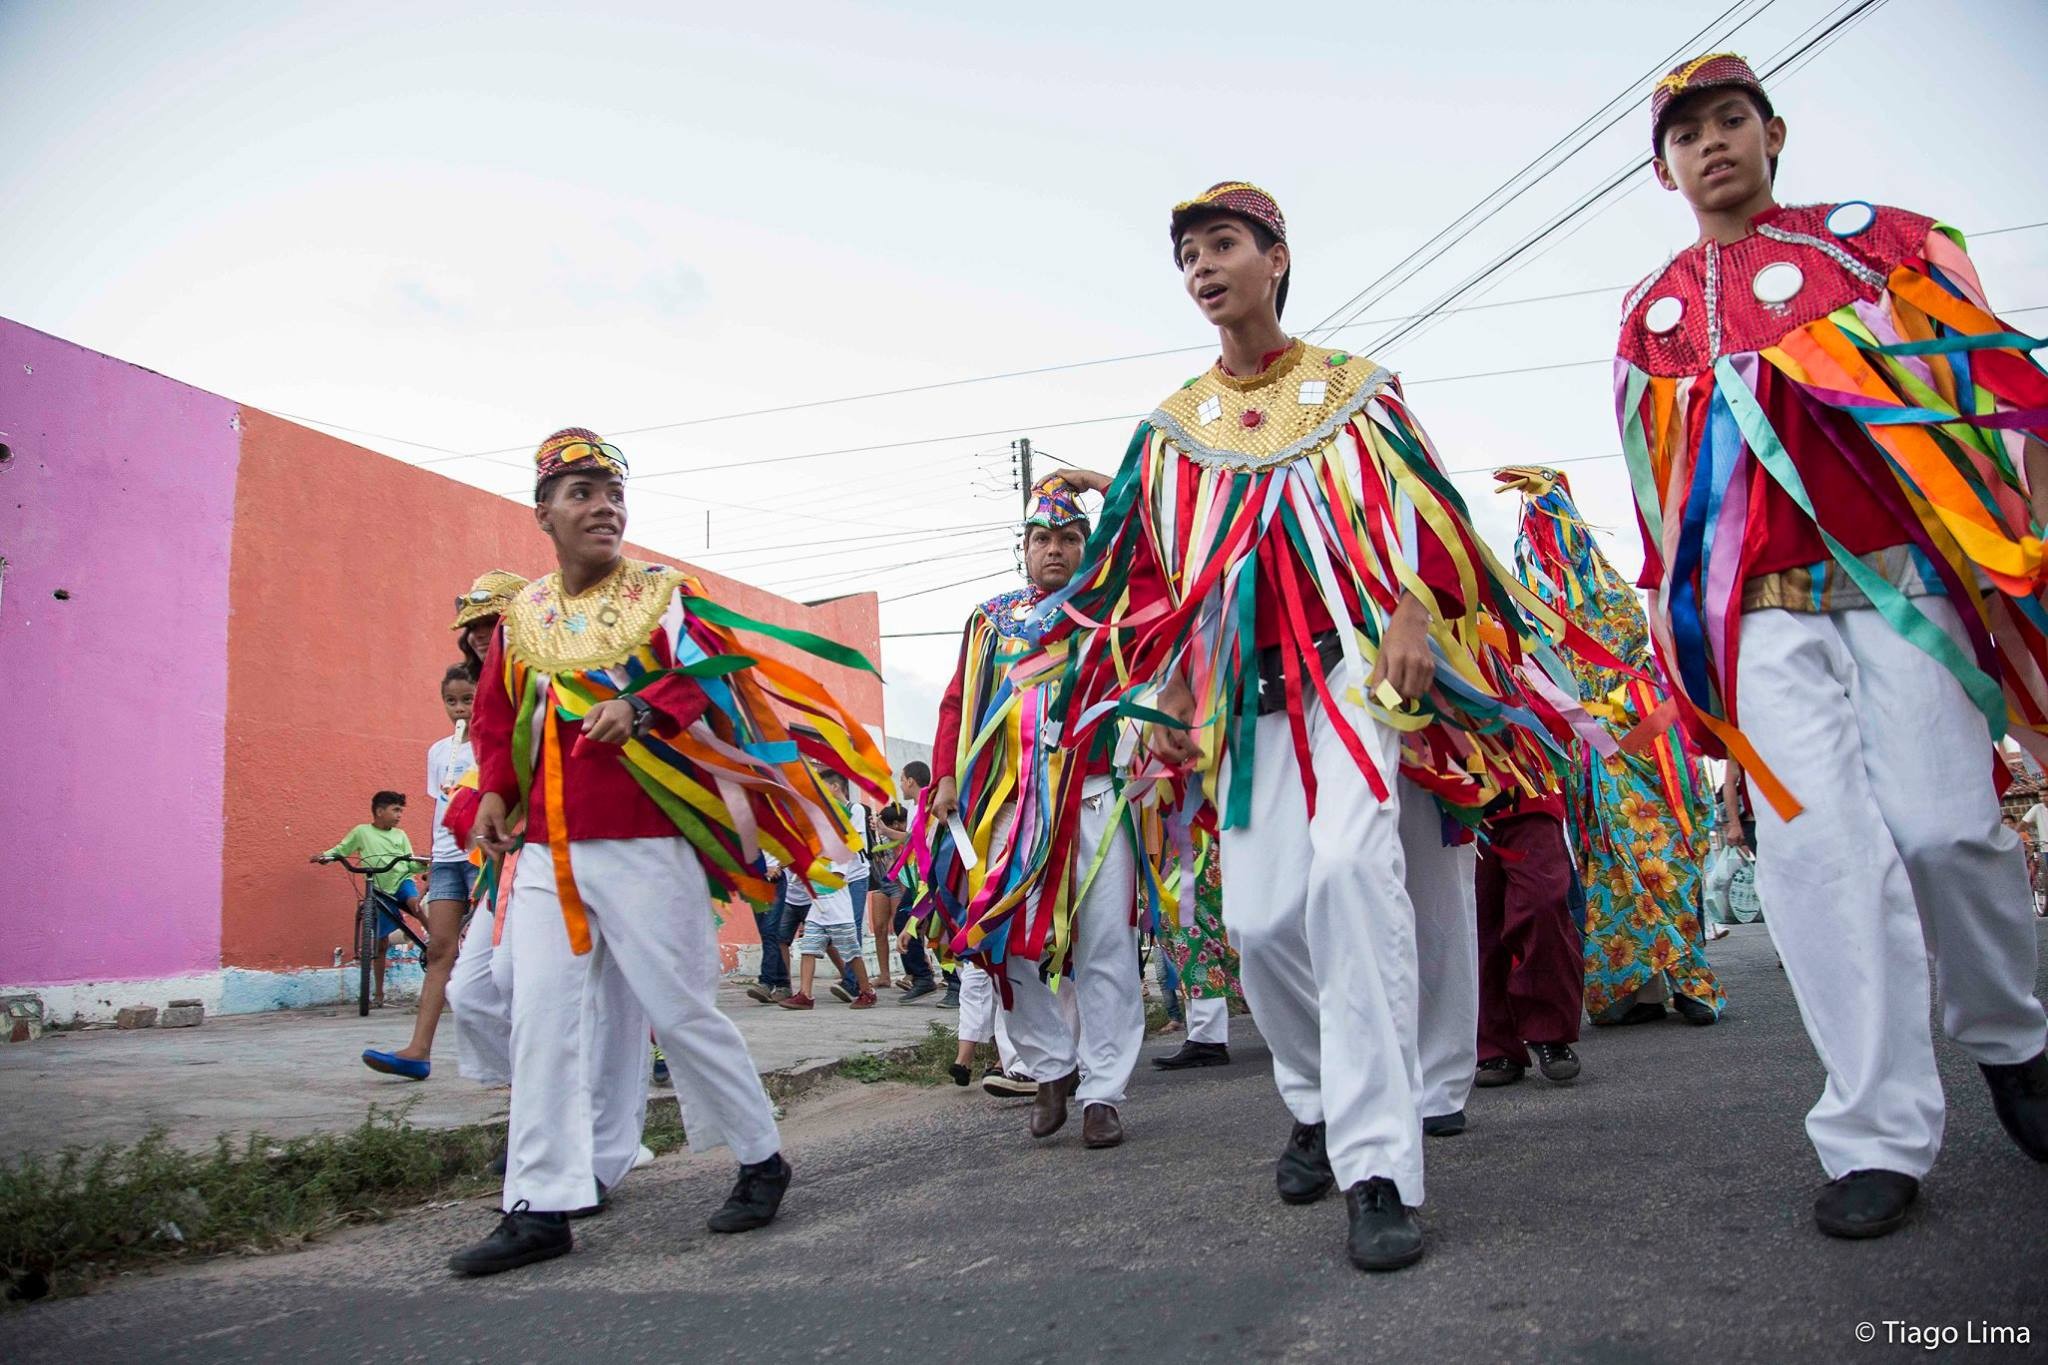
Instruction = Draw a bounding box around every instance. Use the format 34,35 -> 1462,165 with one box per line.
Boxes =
1151,341 -> 1391,472
504,558 -> 684,675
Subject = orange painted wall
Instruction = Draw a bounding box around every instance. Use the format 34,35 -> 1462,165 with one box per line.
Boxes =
222,408 -> 882,971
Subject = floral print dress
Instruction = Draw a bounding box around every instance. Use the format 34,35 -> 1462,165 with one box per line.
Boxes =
1160,832 -> 1241,1002
1508,471 -> 1725,1021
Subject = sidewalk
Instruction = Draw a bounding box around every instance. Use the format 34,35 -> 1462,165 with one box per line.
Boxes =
0,981 -> 956,1157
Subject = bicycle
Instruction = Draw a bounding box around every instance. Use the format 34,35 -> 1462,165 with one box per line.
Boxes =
317,854 -> 431,1016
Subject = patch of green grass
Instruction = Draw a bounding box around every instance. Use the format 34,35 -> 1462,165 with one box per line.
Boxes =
0,1101 -> 525,1306
838,1022 -> 993,1086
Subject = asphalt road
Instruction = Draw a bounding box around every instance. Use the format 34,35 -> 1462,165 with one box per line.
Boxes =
6,923 -> 2045,1365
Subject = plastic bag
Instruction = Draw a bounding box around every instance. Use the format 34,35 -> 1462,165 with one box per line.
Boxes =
1704,845 -> 1763,924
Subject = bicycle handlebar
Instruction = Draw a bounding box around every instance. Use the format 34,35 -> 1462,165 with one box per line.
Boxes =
321,854 -> 429,875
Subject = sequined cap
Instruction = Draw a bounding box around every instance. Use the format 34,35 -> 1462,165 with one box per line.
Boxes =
1650,52 -> 1771,152
1023,475 -> 1090,533
451,569 -> 529,629
1170,181 -> 1287,264
534,426 -> 629,499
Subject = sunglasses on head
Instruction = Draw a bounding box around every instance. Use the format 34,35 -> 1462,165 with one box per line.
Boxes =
552,440 -> 628,472
457,588 -> 498,610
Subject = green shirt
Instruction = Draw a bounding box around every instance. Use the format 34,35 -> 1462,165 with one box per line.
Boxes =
324,824 -> 418,896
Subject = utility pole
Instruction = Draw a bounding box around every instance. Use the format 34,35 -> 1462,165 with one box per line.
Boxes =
1014,436 -> 1032,514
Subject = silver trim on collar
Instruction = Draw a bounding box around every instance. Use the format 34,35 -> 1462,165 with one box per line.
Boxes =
1150,365 -> 1394,472
1755,221 -> 1887,290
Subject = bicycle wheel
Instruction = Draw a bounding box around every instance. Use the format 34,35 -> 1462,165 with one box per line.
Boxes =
357,894 -> 378,1017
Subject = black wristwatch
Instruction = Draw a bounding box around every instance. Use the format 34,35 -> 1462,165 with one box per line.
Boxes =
624,694 -> 656,738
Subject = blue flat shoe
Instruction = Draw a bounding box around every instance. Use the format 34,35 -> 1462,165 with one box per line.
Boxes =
363,1048 -> 430,1080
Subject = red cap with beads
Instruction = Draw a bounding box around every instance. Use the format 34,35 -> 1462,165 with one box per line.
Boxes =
1650,52 -> 1772,153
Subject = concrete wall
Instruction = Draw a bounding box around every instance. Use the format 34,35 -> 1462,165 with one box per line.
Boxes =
0,327 -> 238,991
0,319 -> 884,1019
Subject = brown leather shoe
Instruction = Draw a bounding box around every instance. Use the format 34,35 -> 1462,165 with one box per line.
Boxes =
1029,1070 -> 1078,1138
1082,1103 -> 1124,1149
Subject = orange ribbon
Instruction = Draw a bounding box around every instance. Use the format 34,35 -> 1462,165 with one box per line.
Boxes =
543,704 -> 594,954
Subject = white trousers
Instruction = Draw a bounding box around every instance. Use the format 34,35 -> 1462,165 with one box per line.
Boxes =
1402,779 -> 1479,1121
1001,793 -> 1144,1105
956,961 -> 1022,1073
505,838 -> 778,1213
1221,698 -> 1426,1203
447,903 -> 513,1086
1186,994 -> 1230,1045
1739,602 -> 2047,1179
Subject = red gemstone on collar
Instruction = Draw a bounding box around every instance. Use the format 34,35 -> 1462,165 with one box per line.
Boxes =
1240,409 -> 1264,429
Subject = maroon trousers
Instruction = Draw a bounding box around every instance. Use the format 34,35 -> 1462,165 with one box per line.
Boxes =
1475,812 -> 1583,1065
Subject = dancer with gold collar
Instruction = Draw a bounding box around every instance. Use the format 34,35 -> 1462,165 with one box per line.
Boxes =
1618,54 -> 2048,1238
1031,183 -> 1586,1271
449,428 -> 889,1276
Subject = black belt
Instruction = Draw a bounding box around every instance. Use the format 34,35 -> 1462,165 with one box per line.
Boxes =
1253,628 -> 1344,716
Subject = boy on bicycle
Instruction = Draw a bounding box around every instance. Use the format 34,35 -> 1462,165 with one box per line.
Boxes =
313,790 -> 424,1009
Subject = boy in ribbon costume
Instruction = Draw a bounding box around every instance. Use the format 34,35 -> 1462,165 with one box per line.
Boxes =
922,475 -> 1144,1150
449,428 -> 889,1275
1619,54 -> 2048,1238
1031,183 -> 1582,1270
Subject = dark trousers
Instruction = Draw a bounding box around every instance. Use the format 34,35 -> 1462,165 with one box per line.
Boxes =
1476,812 -> 1583,1064
755,881 -> 792,991
891,905 -> 934,984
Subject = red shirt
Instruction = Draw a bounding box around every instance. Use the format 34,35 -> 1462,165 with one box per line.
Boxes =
472,621 -> 712,844
1618,203 -> 1937,588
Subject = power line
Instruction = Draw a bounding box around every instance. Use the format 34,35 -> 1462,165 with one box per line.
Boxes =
1364,0 -> 1895,359
1304,0 -> 1779,342
880,569 -> 1016,605
273,212 -> 2040,490
757,541 -> 1013,594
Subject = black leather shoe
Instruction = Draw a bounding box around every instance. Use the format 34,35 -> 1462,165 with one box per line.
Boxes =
949,1062 -> 972,1087
1344,1178 -> 1424,1272
1532,1042 -> 1581,1082
1276,1121 -> 1335,1205
708,1154 -> 791,1233
1422,1109 -> 1466,1138
1671,994 -> 1717,1026
1982,1050 -> 2048,1162
1475,1058 -> 1524,1087
567,1181 -> 608,1220
1814,1169 -> 1919,1239
1153,1040 -> 1231,1070
448,1202 -> 572,1276
1594,1001 -> 1666,1027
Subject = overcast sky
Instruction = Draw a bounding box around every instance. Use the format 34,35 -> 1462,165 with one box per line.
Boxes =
4,0 -> 2044,744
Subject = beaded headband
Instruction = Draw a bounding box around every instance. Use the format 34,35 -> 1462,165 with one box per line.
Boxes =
1170,181 -> 1286,265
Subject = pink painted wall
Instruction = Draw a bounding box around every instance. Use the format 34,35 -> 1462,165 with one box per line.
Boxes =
0,321 -> 238,984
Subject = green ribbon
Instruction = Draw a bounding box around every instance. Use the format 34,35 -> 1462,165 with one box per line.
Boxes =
684,596 -> 878,674
620,654 -> 757,693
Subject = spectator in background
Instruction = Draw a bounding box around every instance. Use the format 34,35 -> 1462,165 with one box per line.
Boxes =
746,856 -> 794,1004
822,771 -> 872,1002
314,791 -> 425,1011
363,665 -> 481,1080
